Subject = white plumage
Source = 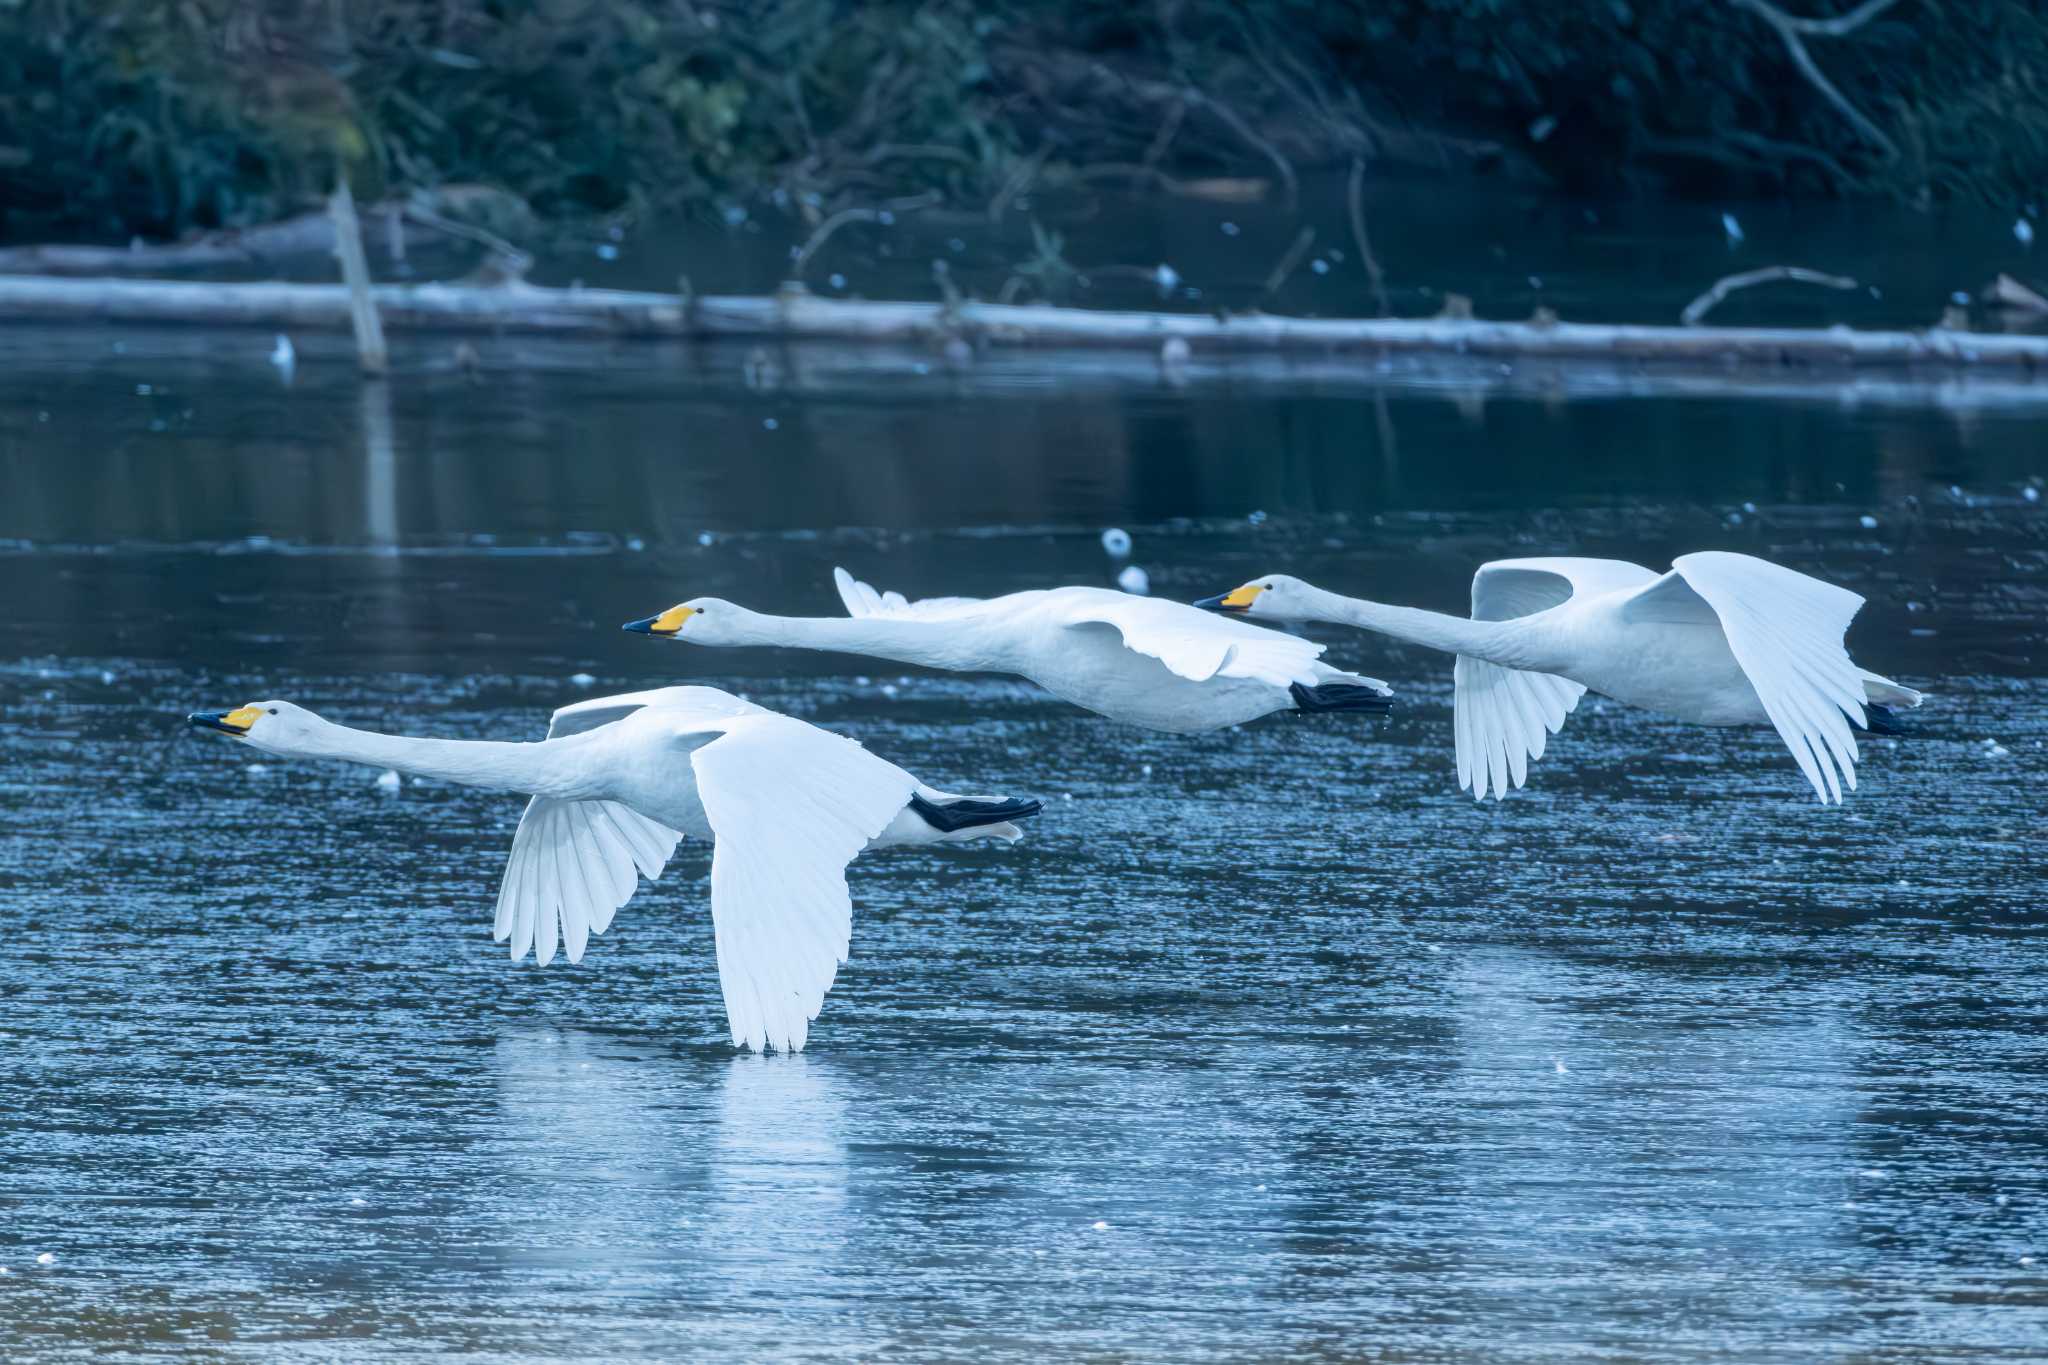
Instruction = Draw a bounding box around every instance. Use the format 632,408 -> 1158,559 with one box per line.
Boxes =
188,686 -> 1035,1052
1200,552 -> 1924,803
624,569 -> 1391,734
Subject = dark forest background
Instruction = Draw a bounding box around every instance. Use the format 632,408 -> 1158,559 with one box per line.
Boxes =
1,0 -> 2040,246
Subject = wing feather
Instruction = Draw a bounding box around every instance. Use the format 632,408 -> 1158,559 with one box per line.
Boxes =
1053,589 -> 1328,688
832,567 -> 986,622
1450,558 -> 1642,801
687,713 -> 917,1053
1452,655 -> 1587,801
494,797 -> 682,963
1662,551 -> 1869,804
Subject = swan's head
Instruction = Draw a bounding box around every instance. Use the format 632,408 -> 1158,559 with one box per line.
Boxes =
621,598 -> 760,646
1193,573 -> 1317,622
186,699 -> 323,753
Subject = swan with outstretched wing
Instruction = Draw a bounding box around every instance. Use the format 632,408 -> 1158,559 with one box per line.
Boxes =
188,686 -> 1040,1051
1197,552 -> 1923,803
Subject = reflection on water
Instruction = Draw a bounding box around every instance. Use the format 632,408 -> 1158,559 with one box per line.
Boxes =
2,210 -> 2046,1356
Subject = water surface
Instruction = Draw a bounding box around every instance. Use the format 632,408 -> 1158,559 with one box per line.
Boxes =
2,198 -> 2046,1360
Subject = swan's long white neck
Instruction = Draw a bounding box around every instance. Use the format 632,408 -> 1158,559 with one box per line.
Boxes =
720,612 -> 996,672
279,718 -> 603,801
1295,584 -> 1535,666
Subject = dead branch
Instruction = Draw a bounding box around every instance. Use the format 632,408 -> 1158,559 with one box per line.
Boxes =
1346,157 -> 1390,317
790,208 -> 883,280
328,181 -> 388,375
1260,227 -> 1316,301
5,276 -> 2047,371
1728,0 -> 1905,160
1680,265 -> 1859,326
1984,273 -> 2048,314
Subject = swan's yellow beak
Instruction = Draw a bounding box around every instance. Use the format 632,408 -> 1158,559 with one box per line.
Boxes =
188,704 -> 262,736
1194,584 -> 1263,613
622,605 -> 695,636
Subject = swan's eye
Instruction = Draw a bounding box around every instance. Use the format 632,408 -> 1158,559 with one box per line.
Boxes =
268,708 -> 278,715
1264,583 -> 1274,590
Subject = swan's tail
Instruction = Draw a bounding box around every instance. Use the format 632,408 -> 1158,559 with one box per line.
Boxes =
909,793 -> 1042,842
1289,680 -> 1395,715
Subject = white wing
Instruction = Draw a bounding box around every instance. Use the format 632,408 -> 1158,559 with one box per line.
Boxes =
543,686 -> 765,739
1052,588 -> 1327,688
494,688 -> 759,965
1455,558 -> 1656,800
1629,552 -> 1868,804
1470,556 -> 1662,621
494,796 -> 680,966
1454,656 -> 1587,802
833,567 -> 987,622
687,713 -> 917,1053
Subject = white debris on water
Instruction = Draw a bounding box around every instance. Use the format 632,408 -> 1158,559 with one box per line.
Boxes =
1859,515 -> 1880,529
350,1197 -> 367,1206
1311,259 -> 1330,275
36,1252 -> 54,1265
2017,218 -> 2035,246
1721,212 -> 1743,244
1091,1220 -> 1110,1231
2026,486 -> 2041,503
1117,565 -> 1150,595
1553,1058 -> 1569,1075
269,334 -> 296,378
1100,527 -> 1132,557
697,531 -> 715,547
244,764 -> 271,777
880,683 -> 899,699
569,672 -> 596,688
374,769 -> 401,794
1152,263 -> 1180,294
762,417 -> 779,431
1247,509 -> 1268,526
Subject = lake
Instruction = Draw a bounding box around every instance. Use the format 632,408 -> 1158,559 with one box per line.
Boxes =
1,185 -> 2045,1360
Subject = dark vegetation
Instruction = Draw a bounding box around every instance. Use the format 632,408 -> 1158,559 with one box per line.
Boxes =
1,0 -> 2040,246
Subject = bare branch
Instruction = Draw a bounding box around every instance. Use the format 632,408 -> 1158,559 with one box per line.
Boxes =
1727,0 -> 1905,160
1260,226 -> 1316,301
1681,265 -> 1859,326
1346,157 -> 1390,317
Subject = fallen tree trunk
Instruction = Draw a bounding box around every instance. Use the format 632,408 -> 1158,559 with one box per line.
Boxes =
0,274 -> 2044,369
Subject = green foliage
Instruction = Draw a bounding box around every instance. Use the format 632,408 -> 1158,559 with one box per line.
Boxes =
0,0 -> 2040,244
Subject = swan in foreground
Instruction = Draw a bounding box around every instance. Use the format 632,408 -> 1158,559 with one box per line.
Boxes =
187,687 -> 1040,1051
1196,552 -> 1923,803
623,567 -> 1393,734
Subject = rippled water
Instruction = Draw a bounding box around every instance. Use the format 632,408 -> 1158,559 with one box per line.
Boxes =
4,199 -> 2048,1359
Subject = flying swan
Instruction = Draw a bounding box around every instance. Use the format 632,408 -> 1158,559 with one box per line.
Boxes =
622,567 -> 1394,734
186,687 -> 1041,1051
1196,552 -> 1923,803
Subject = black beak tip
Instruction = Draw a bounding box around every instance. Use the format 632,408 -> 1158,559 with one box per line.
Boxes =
1192,594 -> 1238,612
186,711 -> 236,734
621,616 -> 657,634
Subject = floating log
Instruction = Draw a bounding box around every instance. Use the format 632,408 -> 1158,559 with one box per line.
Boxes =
0,275 -> 2045,369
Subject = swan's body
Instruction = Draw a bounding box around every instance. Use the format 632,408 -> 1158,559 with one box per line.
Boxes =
623,569 -> 1392,734
186,687 -> 1039,1051
1199,553 -> 1923,803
